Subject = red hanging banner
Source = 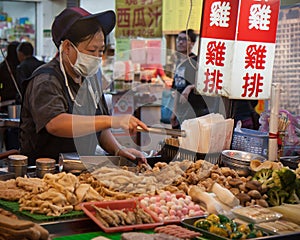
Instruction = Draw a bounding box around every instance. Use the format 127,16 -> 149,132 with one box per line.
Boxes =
196,0 -> 280,99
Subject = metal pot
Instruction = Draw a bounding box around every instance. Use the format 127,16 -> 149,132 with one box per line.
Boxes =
8,105 -> 21,119
221,150 -> 266,176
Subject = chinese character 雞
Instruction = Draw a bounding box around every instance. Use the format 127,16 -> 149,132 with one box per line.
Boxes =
245,44 -> 267,70
249,4 -> 271,31
206,41 -> 226,66
210,1 -> 231,27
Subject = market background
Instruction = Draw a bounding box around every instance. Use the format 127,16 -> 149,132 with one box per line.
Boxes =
0,0 -> 299,113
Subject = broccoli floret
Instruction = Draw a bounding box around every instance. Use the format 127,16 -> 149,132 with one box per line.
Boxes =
286,189 -> 300,204
252,169 -> 273,183
277,167 -> 296,189
261,170 -> 282,189
267,187 -> 289,206
253,167 -> 298,206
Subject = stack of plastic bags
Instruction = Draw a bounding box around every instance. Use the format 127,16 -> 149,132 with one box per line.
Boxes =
179,113 -> 234,153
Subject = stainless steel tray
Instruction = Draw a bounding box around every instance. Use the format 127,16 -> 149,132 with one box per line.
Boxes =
59,153 -> 136,174
181,216 -> 300,240
0,171 -> 15,180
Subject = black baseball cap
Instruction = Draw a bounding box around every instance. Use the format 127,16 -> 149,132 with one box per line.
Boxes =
51,7 -> 116,47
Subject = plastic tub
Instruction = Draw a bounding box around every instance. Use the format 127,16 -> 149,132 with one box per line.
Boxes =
80,199 -> 163,233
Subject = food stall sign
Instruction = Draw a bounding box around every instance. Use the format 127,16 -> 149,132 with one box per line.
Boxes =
115,0 -> 162,38
196,0 -> 280,99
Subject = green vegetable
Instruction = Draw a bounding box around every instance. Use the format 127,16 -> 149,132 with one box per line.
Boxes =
246,231 -> 257,238
286,189 -> 300,204
230,231 -> 243,239
230,221 -> 238,232
247,223 -> 255,231
209,224 -> 228,237
252,168 -> 273,183
253,167 -> 300,206
218,214 -> 230,224
224,222 -> 233,232
207,213 -> 220,224
264,170 -> 282,189
256,229 -> 263,238
193,214 -> 264,239
194,219 -> 211,231
267,187 -> 289,206
277,167 -> 296,189
237,224 -> 251,235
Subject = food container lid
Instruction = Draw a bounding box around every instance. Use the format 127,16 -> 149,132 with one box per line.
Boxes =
232,205 -> 282,223
36,158 -> 56,168
8,155 -> 28,166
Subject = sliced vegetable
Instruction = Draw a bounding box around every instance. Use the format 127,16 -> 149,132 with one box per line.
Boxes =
192,213 -> 265,239
218,214 -> 230,224
193,219 -> 211,231
207,213 -> 220,224
230,231 -> 243,239
209,224 -> 228,237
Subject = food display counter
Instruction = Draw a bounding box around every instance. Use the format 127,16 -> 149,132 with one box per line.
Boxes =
0,147 -> 300,240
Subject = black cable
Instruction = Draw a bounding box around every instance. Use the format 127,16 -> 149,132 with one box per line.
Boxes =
186,0 -> 197,70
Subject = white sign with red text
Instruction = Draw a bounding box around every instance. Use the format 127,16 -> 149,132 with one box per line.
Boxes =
196,0 -> 280,99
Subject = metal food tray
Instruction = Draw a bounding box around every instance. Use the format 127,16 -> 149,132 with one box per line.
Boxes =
280,156 -> 300,170
0,171 -> 15,180
181,216 -> 300,240
59,153 -> 137,174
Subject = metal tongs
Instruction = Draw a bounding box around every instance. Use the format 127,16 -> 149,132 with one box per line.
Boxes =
137,126 -> 186,138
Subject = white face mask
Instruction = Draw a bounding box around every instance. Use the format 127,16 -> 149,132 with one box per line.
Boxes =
70,42 -> 102,77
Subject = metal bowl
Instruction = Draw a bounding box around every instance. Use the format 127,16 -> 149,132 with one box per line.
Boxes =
221,150 -> 266,176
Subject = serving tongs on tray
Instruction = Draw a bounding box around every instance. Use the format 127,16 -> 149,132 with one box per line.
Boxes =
137,126 -> 186,138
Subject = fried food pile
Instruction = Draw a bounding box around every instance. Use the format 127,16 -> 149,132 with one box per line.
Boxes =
93,205 -> 154,228
0,172 -> 104,216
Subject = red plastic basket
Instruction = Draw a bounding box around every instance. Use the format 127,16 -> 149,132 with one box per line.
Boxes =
80,199 -> 163,233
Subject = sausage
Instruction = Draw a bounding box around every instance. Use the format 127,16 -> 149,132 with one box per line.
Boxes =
154,225 -> 202,238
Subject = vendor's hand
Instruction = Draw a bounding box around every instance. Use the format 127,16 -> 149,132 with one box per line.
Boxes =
117,147 -> 147,164
111,115 -> 148,135
179,85 -> 194,104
